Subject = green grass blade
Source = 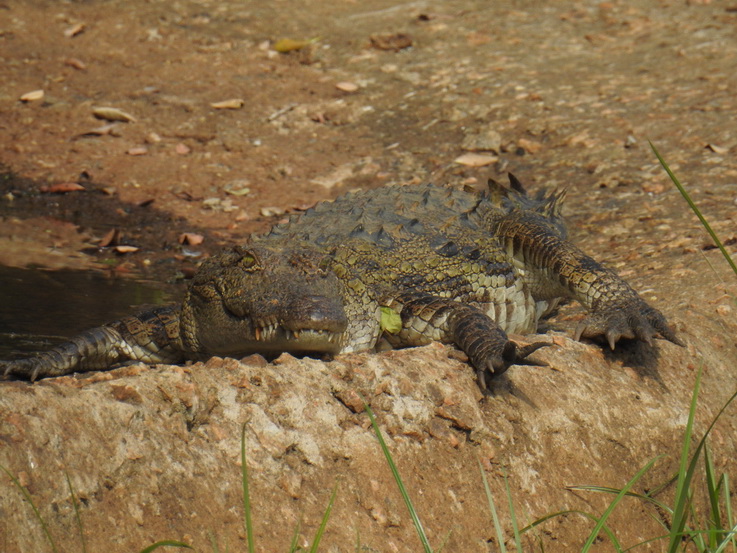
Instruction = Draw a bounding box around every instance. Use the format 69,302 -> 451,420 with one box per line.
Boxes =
288,517 -> 302,553
714,524 -> 737,553
365,404 -> 434,553
0,463 -> 58,553
523,509 -> 620,545
650,141 -> 737,277
477,458 -> 508,553
667,366 -> 702,553
668,372 -> 737,551
621,532 -> 675,552
502,469 -> 524,553
309,482 -> 338,553
64,470 -> 87,553
435,528 -> 454,553
208,530 -> 221,553
567,485 -> 675,518
137,540 -> 193,553
240,423 -> 256,553
722,475 -> 737,550
580,455 -> 662,553
704,445 -> 724,547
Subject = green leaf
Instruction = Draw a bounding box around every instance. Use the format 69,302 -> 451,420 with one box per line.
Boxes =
380,307 -> 402,334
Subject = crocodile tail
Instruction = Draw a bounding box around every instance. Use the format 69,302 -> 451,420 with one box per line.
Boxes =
1,305 -> 184,381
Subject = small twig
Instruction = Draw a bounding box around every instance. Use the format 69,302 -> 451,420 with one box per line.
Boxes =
266,103 -> 297,122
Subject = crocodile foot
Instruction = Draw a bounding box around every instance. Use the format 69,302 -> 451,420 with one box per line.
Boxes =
474,340 -> 550,391
573,300 -> 684,349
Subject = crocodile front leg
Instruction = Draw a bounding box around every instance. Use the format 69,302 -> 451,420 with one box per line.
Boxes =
495,211 -> 683,348
2,305 -> 185,381
381,292 -> 548,390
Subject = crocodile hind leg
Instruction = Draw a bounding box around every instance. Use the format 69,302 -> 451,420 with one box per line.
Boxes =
1,305 -> 185,381
381,292 -> 548,390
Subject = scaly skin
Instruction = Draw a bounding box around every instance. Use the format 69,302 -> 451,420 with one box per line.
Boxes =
1,176 -> 682,385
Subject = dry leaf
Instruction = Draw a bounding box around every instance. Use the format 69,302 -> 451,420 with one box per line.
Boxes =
78,123 -> 118,137
211,98 -> 245,109
273,38 -> 316,53
92,106 -> 136,122
39,182 -> 86,193
64,58 -> 87,70
99,228 -> 121,247
369,33 -> 413,51
127,147 -> 148,156
223,180 -> 251,196
64,23 -> 86,38
260,206 -> 286,217
335,82 -> 359,92
179,233 -> 204,246
518,138 -> 543,154
705,143 -> 729,154
20,90 -> 44,102
114,245 -> 139,254
453,153 -> 497,167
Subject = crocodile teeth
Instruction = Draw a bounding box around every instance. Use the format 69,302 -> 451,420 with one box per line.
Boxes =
254,327 -> 262,341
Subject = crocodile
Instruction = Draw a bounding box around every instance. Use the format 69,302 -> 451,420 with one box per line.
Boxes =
1,175 -> 682,388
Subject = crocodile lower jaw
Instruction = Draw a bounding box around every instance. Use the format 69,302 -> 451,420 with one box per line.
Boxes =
246,325 -> 344,354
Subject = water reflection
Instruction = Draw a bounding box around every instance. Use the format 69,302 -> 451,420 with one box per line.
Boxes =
0,265 -> 176,358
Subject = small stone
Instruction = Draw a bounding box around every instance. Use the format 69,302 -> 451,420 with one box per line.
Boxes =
461,129 -> 502,153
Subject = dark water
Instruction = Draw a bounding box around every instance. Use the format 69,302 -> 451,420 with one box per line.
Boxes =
0,265 -> 177,358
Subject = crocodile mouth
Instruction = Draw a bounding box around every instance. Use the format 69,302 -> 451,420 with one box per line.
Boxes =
250,324 -> 344,353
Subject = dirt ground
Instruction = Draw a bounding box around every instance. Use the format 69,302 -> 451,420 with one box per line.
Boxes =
1,0 -> 737,551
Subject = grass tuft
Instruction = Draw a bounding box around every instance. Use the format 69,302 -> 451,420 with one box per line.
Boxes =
650,141 -> 737,277
309,482 -> 339,553
240,423 -> 256,553
478,458 -> 510,553
0,463 -> 59,553
65,470 -> 87,553
365,403 -> 435,553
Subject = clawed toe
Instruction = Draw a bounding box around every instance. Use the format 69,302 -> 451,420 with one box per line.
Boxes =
574,302 -> 682,350
475,339 -> 552,390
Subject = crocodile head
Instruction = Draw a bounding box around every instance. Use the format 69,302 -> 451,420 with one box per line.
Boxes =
180,243 -> 348,356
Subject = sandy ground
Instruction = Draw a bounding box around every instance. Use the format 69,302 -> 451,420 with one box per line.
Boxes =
1,0 -> 737,551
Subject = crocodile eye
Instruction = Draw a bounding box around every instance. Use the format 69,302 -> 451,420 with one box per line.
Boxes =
239,252 -> 259,270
